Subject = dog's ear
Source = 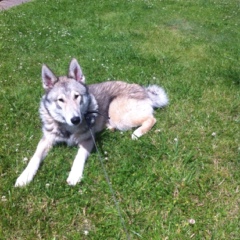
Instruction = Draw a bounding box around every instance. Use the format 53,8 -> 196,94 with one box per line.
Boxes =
42,65 -> 58,91
68,58 -> 85,83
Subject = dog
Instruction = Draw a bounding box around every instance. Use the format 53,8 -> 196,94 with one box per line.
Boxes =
15,58 -> 168,187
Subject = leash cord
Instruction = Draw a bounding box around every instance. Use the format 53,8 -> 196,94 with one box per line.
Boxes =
85,110 -> 110,119
88,127 -> 130,240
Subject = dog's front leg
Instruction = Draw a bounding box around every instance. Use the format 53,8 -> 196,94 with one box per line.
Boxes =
67,138 -> 94,186
15,136 -> 54,187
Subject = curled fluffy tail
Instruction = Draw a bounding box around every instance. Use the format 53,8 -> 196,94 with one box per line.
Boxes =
146,85 -> 168,108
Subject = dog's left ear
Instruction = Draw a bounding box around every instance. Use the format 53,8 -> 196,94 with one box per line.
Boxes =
68,58 -> 85,83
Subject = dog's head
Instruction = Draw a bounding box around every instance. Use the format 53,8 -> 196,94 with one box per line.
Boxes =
41,59 -> 95,126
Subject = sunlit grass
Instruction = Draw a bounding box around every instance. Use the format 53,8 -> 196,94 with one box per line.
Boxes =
0,0 -> 239,239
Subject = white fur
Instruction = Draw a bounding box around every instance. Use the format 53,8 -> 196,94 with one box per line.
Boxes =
67,140 -> 93,185
146,85 -> 168,108
15,137 -> 53,187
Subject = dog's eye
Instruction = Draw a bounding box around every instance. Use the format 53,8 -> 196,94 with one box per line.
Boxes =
58,98 -> 64,102
74,94 -> 79,99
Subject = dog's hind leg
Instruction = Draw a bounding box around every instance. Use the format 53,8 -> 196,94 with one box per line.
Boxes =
67,138 -> 94,186
131,116 -> 156,140
109,98 -> 157,139
15,136 -> 54,187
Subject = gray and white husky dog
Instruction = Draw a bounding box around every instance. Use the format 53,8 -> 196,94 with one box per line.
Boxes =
15,58 -> 168,187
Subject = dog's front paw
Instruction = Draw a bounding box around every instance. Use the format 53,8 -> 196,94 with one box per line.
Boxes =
15,169 -> 34,187
67,171 -> 82,186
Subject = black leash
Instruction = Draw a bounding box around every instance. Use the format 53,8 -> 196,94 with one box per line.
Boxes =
84,112 -> 130,239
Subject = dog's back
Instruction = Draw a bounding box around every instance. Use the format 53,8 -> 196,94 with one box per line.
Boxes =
89,81 -> 147,114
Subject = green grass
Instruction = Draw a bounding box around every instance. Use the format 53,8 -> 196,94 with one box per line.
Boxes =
0,0 -> 239,239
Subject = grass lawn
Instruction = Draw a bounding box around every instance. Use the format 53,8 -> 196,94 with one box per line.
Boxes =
0,0 -> 239,239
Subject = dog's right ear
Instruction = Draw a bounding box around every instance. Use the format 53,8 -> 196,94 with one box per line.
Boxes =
42,65 -> 58,91
68,58 -> 85,83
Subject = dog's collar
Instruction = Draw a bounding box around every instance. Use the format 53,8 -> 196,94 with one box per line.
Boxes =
84,111 -> 110,128
85,111 -> 109,119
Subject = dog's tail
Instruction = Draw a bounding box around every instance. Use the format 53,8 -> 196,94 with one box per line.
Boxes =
146,85 -> 168,108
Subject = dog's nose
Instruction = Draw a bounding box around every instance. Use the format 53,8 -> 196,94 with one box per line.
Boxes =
71,116 -> 80,125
